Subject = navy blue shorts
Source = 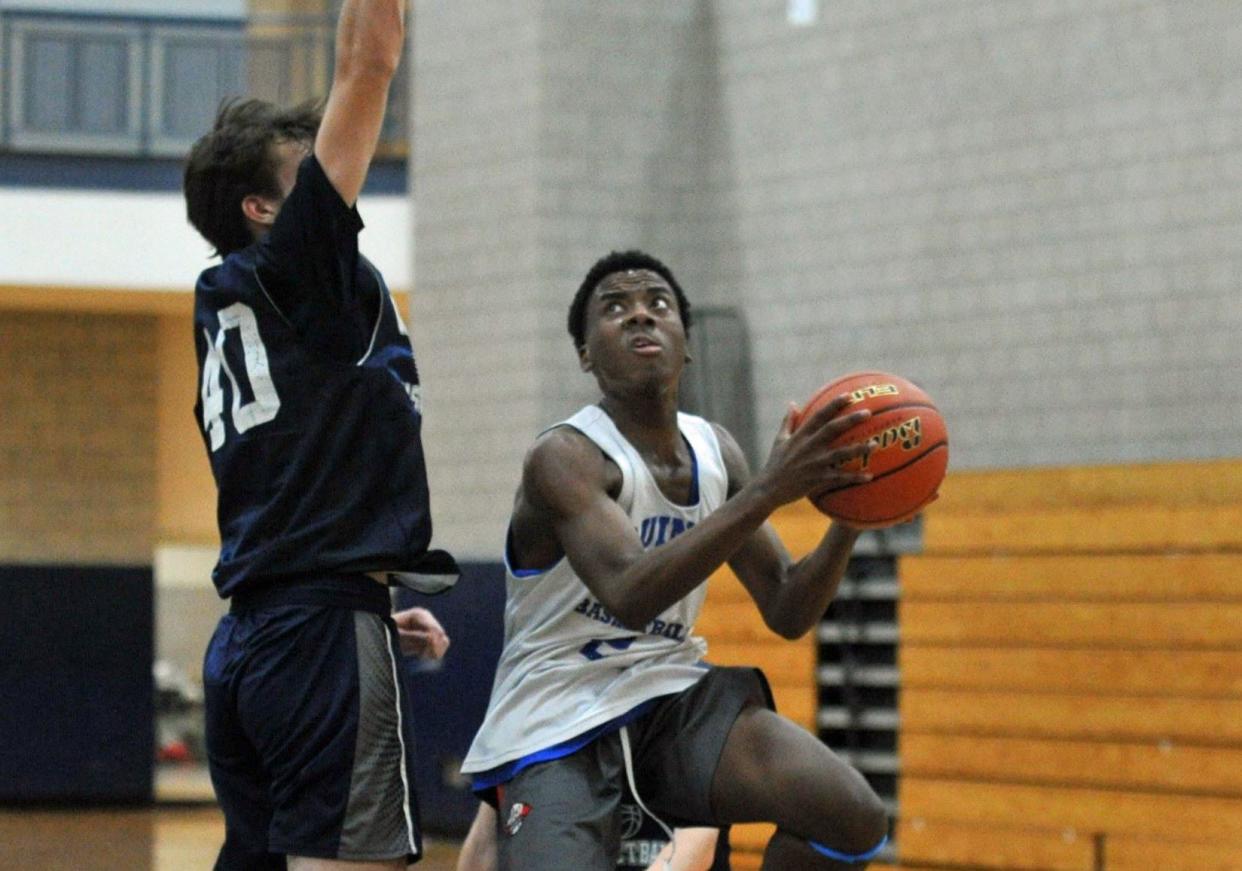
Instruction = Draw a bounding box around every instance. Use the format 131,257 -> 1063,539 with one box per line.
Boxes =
203,575 -> 422,869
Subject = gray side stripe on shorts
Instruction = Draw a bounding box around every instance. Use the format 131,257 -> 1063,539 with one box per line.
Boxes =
339,613 -> 418,859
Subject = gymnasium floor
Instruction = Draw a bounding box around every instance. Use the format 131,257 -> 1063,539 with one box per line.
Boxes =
0,805 -> 462,870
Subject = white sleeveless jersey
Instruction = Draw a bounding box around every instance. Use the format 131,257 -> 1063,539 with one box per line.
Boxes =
462,405 -> 729,774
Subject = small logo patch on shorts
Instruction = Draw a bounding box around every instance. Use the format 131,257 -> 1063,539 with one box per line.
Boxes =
619,802 -> 644,839
505,801 -> 532,836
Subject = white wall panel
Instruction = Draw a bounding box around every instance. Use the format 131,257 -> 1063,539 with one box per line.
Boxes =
0,189 -> 411,290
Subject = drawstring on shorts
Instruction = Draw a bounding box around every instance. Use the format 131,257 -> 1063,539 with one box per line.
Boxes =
619,725 -> 676,871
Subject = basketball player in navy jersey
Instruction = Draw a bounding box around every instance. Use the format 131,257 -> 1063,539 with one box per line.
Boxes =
182,1 -> 457,868
462,251 -> 889,870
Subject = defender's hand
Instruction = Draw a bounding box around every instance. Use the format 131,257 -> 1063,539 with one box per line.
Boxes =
393,606 -> 450,660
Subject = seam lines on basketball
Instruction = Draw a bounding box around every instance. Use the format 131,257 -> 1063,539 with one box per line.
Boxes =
829,492 -> 933,526
828,490 -> 937,525
818,440 -> 948,496
826,467 -> 944,525
845,400 -> 939,417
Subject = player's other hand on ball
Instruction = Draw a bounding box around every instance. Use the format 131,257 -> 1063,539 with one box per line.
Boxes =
758,396 -> 873,507
393,606 -> 451,660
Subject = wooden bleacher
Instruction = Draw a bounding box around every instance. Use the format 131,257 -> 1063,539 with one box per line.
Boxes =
695,459 -> 1242,870
901,459 -> 1242,870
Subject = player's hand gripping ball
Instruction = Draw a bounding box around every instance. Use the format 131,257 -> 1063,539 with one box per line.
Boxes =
793,371 -> 948,528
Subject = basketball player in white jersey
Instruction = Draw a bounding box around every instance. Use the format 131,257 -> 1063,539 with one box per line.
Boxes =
462,250 -> 889,870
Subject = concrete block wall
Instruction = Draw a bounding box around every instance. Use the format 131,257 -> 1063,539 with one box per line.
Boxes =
414,0 -> 1242,557
710,0 -> 1242,468
412,0 -> 544,558
414,1 -> 742,557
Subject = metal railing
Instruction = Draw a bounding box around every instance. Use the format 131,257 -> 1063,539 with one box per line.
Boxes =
0,9 -> 407,159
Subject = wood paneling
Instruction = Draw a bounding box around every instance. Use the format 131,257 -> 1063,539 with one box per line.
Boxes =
932,462 -> 1242,512
702,462 -> 1242,869
895,819 -> 1094,871
893,461 -> 1242,870
1106,836 -> 1242,871
899,779 -> 1242,841
0,284 -> 194,315
695,601 -> 777,643
901,601 -> 1242,648
902,734 -> 1242,795
901,553 -> 1242,601
923,505 -> 1242,554
729,822 -> 777,852
707,642 -> 814,689
901,647 -> 1242,695
901,688 -> 1242,744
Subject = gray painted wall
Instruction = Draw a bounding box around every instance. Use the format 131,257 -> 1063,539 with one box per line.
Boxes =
413,0 -> 1242,558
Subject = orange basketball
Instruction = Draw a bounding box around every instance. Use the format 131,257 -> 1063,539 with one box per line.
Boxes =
793,371 -> 948,528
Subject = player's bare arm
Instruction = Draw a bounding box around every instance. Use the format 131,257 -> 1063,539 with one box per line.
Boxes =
513,397 -> 872,630
716,419 -> 863,640
314,0 -> 404,206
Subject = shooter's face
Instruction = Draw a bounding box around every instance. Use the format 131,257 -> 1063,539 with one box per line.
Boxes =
579,269 -> 687,393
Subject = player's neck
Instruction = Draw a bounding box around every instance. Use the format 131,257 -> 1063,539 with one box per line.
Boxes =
599,393 -> 681,457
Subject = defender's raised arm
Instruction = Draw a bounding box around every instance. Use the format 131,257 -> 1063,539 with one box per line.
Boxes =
315,0 -> 405,206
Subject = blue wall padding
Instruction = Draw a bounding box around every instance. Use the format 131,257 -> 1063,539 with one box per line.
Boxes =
0,564 -> 154,802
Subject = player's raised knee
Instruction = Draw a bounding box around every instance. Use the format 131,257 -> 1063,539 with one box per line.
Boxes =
839,785 -> 889,854
830,779 -> 888,856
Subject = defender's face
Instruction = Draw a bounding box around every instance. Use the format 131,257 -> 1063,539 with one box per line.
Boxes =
579,269 -> 687,391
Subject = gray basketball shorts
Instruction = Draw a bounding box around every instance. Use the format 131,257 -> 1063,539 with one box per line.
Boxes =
494,665 -> 773,871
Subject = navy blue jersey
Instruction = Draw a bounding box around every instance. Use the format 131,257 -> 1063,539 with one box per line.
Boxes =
193,155 -> 438,598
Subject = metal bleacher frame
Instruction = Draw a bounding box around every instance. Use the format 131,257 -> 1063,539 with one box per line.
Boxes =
0,7 -> 406,160
819,522 -> 919,832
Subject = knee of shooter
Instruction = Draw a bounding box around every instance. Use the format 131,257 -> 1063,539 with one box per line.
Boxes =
832,783 -> 888,855
808,829 -> 889,865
